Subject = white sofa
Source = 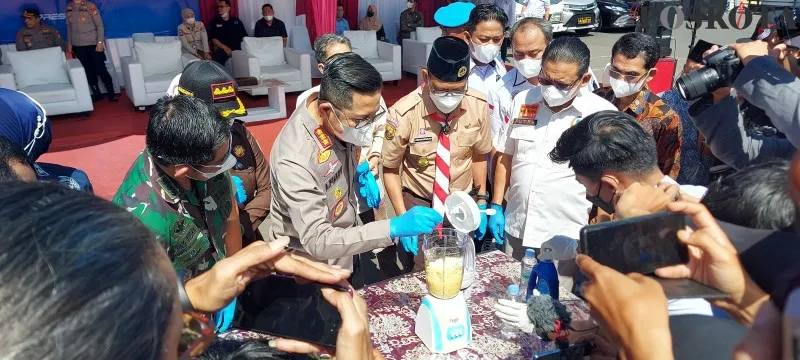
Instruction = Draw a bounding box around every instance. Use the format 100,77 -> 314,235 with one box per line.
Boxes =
232,36 -> 312,93
0,47 -> 93,116
402,27 -> 441,75
120,33 -> 198,109
288,26 -> 321,79
344,30 -> 402,84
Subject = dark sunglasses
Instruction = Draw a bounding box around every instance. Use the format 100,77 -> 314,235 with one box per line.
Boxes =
537,74 -> 580,92
178,312 -> 216,359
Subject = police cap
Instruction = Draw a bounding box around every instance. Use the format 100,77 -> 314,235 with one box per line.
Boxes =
22,8 -> 40,18
435,2 -> 475,28
427,36 -> 470,82
176,60 -> 247,119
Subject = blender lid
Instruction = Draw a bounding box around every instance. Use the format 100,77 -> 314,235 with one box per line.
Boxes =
444,191 -> 481,233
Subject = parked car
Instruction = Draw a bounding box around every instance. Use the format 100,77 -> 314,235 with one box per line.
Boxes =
516,0 -> 600,35
597,0 -> 638,29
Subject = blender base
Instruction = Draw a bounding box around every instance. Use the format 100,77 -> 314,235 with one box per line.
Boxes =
414,292 -> 472,353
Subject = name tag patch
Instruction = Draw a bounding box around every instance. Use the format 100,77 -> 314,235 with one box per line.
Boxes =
413,137 -> 432,143
513,117 -> 537,126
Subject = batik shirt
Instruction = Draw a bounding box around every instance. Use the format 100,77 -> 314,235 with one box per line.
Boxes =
113,150 -> 234,279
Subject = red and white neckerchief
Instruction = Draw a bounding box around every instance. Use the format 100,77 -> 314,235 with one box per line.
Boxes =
430,113 -> 450,230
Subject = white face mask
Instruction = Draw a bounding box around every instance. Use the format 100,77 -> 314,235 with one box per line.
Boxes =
330,110 -> 375,146
609,73 -> 648,98
471,43 -> 500,64
265,15 -> 274,21
541,83 -> 580,107
190,153 -> 236,180
407,1 -> 414,8
430,93 -> 464,114
185,17 -> 196,25
221,11 -> 229,18
515,58 -> 542,78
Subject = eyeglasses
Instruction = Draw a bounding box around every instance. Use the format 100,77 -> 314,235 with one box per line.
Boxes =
178,312 -> 216,359
331,105 -> 385,129
607,66 -> 649,83
428,82 -> 468,97
537,74 -> 579,92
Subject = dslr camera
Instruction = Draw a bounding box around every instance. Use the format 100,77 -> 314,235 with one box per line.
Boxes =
676,47 -> 743,101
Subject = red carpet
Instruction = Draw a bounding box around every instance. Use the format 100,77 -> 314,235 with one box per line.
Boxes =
39,74 -> 420,200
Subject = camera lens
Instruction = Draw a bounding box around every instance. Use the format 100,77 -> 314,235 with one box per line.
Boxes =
676,67 -> 721,101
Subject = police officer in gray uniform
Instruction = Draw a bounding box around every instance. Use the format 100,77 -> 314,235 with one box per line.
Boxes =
16,8 -> 65,52
65,0 -> 119,102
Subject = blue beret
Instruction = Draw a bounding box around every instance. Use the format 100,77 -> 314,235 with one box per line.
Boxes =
434,2 -> 476,28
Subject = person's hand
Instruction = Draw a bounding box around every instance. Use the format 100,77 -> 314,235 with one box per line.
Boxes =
488,203 -> 505,245
577,255 -> 673,360
272,289 -> 383,360
95,42 -> 104,53
399,236 -> 418,256
730,40 -> 771,66
575,334 -> 618,360
224,46 -> 232,56
612,182 -> 677,219
655,202 -> 766,323
357,162 -> 380,209
184,239 -> 352,312
494,298 -> 534,333
733,301 -> 781,360
66,43 -> 73,55
389,206 -> 443,238
473,202 -> 488,240
204,52 -> 213,60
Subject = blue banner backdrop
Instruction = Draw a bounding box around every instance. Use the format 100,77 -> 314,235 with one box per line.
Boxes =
1,0 -> 201,45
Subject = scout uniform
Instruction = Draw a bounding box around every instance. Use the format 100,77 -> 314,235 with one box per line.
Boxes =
268,92 -> 394,271
66,0 -> 117,101
16,9 -> 65,52
382,37 -> 492,272
113,150 -> 234,280
178,22 -> 210,57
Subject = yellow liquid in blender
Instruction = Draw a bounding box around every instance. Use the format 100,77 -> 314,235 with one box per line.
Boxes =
425,256 -> 464,299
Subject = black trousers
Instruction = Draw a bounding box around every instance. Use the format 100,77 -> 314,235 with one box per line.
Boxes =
73,45 -> 114,93
213,49 -> 231,67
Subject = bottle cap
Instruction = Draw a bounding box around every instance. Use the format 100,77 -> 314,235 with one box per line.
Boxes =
525,248 -> 536,258
508,284 -> 520,296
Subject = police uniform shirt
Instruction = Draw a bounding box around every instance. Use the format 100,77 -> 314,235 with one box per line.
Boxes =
382,86 -> 493,199
66,0 -> 104,47
16,25 -> 65,51
495,88 -> 616,248
468,57 -> 507,98
488,67 -> 535,141
178,22 -> 210,55
268,91 -> 393,271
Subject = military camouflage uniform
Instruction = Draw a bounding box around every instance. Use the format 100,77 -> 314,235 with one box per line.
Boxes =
16,25 -> 65,51
113,150 -> 234,279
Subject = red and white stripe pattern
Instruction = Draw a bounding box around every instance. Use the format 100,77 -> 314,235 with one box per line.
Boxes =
432,120 -> 451,227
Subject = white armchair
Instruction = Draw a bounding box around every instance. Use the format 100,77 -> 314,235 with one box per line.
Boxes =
121,33 -> 197,109
344,30 -> 401,84
288,26 -> 320,79
402,27 -> 441,75
0,47 -> 93,116
232,37 -> 312,93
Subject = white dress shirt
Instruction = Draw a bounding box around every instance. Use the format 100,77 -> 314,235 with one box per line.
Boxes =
495,88 -> 616,247
488,68 -> 535,141
468,57 -> 507,98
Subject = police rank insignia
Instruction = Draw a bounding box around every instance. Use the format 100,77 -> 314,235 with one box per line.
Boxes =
457,66 -> 467,78
332,199 -> 346,220
211,82 -> 236,101
233,145 -> 246,158
333,186 -> 344,200
318,149 -> 332,164
313,127 -> 333,149
385,125 -> 396,140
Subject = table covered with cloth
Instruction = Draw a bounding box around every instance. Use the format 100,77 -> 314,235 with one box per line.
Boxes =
221,250 -> 592,359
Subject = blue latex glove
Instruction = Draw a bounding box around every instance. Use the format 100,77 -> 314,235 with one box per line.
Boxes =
399,236 -> 418,256
356,161 -> 380,209
214,298 -> 237,333
488,203 -> 505,245
389,206 -> 443,238
232,175 -> 247,205
473,203 -> 488,240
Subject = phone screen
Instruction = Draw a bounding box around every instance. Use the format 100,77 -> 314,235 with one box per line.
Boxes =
236,276 -> 343,347
580,212 -> 688,275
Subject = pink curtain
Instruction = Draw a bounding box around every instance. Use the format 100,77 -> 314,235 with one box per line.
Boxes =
311,0 -> 336,40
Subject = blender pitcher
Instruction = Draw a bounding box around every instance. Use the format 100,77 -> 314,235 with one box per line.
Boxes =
422,229 -> 467,299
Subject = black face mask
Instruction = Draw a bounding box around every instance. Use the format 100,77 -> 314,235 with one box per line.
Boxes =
586,181 -> 616,215
367,11 -> 374,17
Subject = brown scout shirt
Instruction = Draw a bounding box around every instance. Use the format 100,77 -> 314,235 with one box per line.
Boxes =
268,92 -> 393,271
66,0 -> 104,47
230,121 -> 271,242
382,86 -> 493,199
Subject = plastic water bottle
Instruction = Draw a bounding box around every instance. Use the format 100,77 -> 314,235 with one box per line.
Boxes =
528,258 -> 560,300
520,249 -> 537,299
501,284 -> 520,339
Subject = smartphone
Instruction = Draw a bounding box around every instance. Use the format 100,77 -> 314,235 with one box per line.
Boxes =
579,212 -> 688,275
236,275 -> 346,347
532,342 -> 591,360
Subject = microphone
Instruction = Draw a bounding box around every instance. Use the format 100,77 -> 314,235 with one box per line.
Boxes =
526,294 -> 572,340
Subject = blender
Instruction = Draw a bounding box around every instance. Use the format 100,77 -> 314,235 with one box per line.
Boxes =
414,191 -> 494,353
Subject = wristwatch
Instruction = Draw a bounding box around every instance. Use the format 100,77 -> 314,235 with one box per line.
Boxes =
176,270 -> 196,312
476,194 -> 491,203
